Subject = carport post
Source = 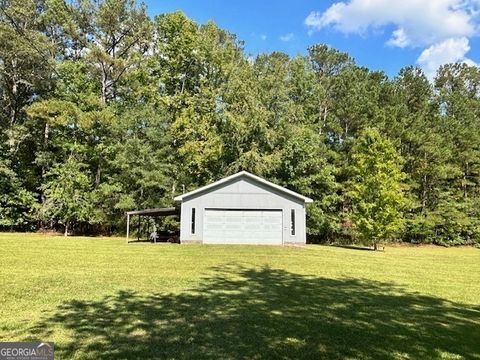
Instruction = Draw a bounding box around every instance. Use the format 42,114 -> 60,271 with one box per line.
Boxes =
126,213 -> 130,242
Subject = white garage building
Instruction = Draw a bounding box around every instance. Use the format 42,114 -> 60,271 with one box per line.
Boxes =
174,171 -> 313,245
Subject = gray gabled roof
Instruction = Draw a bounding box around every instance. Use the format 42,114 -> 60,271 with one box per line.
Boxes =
174,171 -> 313,203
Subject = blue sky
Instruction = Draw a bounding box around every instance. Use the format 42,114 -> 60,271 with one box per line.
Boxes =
147,0 -> 480,79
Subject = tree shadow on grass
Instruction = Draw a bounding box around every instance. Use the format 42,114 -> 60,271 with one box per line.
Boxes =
29,266 -> 480,359
331,244 -> 379,251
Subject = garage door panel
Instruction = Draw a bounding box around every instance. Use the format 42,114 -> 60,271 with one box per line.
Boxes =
245,217 -> 261,225
204,209 -> 282,245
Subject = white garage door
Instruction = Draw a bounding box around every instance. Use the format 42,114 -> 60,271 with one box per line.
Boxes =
203,209 -> 283,245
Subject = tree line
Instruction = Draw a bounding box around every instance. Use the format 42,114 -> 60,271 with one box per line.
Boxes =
1,0 -> 480,245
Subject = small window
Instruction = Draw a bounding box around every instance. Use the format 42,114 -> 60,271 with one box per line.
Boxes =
191,208 -> 196,234
291,209 -> 296,235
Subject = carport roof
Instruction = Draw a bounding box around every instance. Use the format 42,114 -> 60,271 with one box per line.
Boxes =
126,207 -> 179,216
174,171 -> 313,203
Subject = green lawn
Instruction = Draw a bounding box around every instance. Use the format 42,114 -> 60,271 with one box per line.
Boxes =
0,233 -> 479,359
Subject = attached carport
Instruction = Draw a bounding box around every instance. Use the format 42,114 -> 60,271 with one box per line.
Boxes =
126,207 -> 179,243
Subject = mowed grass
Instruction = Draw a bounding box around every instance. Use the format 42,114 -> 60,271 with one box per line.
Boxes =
0,233 -> 479,360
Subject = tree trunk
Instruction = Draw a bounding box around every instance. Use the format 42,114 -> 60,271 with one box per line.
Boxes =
95,165 -> 101,187
323,106 -> 328,128
422,174 -> 427,212
421,151 -> 428,212
101,62 -> 108,104
64,222 -> 69,237
319,104 -> 328,135
10,59 -> 18,127
463,162 -> 469,198
40,122 -> 50,206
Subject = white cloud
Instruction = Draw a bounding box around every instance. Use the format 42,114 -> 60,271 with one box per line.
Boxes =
280,33 -> 294,42
387,28 -> 410,48
417,37 -> 477,79
260,34 -> 267,41
305,0 -> 477,46
305,11 -> 324,35
305,0 -> 480,77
